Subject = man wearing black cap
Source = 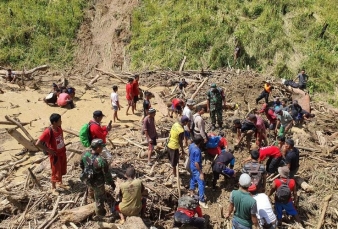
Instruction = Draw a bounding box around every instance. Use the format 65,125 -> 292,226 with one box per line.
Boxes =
80,138 -> 115,216
282,139 -> 299,178
89,110 -> 112,144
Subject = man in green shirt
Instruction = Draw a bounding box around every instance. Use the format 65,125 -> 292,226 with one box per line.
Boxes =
225,174 -> 259,229
80,139 -> 115,216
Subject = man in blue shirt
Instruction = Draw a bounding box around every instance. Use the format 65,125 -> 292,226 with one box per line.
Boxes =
189,136 -> 208,209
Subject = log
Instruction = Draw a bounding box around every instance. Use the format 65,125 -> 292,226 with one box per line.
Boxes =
171,84 -> 179,95
97,222 -> 119,229
95,68 -> 127,84
85,74 -> 101,89
294,177 -> 314,192
5,115 -> 37,143
193,100 -> 235,111
0,65 -> 49,77
295,145 -> 321,152
122,137 -> 147,150
190,77 -> 208,100
69,222 -> 78,229
60,203 -> 95,223
28,168 -> 42,190
0,121 -> 30,126
0,156 -> 29,171
179,56 -> 187,73
176,166 -> 181,198
316,194 -> 332,229
121,216 -> 148,229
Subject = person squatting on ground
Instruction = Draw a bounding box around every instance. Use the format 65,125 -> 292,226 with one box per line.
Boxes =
233,118 -> 256,151
189,136 -> 208,209
174,194 -> 205,229
167,115 -> 189,177
268,166 -> 301,227
182,99 -> 195,146
251,144 -> 282,175
57,90 -> 75,109
274,107 -> 293,137
248,184 -> 277,229
89,110 -> 112,144
225,173 -> 259,229
132,75 -> 140,110
256,80 -> 273,104
36,113 -> 67,194
5,69 -> 16,83
193,105 -> 208,145
207,83 -> 226,131
80,139 -> 116,216
111,85 -> 121,122
211,149 -> 235,190
115,167 -> 146,224
206,132 -> 228,157
125,78 -> 134,115
143,108 -> 158,165
44,87 -> 61,105
242,150 -> 267,192
248,114 -> 268,147
169,98 -> 184,118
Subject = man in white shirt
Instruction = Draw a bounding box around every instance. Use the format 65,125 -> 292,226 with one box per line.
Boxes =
182,99 -> 195,146
248,184 -> 277,229
193,106 -> 207,146
110,85 -> 121,122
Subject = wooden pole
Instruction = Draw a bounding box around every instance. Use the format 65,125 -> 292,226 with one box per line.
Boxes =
176,166 -> 181,198
6,128 -> 39,152
0,121 -> 30,125
190,77 -> 208,100
179,56 -> 187,73
316,194 -> 332,229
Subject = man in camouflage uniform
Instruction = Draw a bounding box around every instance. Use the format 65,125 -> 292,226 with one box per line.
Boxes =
207,83 -> 226,131
80,139 -> 116,216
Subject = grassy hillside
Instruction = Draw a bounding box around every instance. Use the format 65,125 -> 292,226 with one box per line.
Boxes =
129,0 -> 338,95
0,0 -> 86,69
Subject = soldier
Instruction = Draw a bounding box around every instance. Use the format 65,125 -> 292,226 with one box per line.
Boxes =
207,83 -> 226,131
80,139 -> 116,217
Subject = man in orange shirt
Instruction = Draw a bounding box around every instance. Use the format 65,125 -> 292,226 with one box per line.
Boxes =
36,113 -> 67,194
256,80 -> 273,105
126,78 -> 134,115
132,75 -> 140,111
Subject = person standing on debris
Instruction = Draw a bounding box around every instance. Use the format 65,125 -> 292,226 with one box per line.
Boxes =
242,150 -> 267,192
169,98 -> 184,118
182,99 -> 195,146
258,103 -> 277,133
274,108 -> 293,137
132,75 -> 140,111
174,194 -> 205,229
167,116 -> 189,177
268,166 -> 301,227
89,110 -> 112,144
256,80 -> 273,105
116,167 -> 146,224
225,173 -> 259,228
57,90 -> 75,109
142,91 -> 153,119
233,118 -> 256,151
36,113 -> 67,194
248,114 -> 268,147
248,184 -> 277,229
282,139 -> 300,178
212,149 -> 236,191
207,83 -> 226,131
125,78 -> 134,115
143,108 -> 158,165
189,136 -> 208,209
80,139 -> 116,216
193,106 -> 208,144
111,85 -> 121,123
250,144 -> 282,175
283,69 -> 308,90
5,69 -> 17,83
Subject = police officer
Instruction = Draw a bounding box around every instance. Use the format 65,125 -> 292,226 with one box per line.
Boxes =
207,83 -> 226,131
80,139 -> 116,216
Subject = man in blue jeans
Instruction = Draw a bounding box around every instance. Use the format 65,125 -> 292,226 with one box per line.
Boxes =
189,136 -> 208,209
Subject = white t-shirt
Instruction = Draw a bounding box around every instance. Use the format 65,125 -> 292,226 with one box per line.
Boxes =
111,92 -> 119,106
253,193 -> 276,225
182,106 -> 193,131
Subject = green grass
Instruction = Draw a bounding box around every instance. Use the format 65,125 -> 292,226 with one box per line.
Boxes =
129,0 -> 338,103
0,0 -> 87,69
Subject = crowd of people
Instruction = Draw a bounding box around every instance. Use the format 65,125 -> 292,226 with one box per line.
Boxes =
34,73 -> 311,228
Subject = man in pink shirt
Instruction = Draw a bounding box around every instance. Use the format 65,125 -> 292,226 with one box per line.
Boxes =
57,92 -> 74,109
248,114 -> 268,147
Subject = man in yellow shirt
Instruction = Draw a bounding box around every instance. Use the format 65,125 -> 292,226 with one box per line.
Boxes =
167,116 -> 189,177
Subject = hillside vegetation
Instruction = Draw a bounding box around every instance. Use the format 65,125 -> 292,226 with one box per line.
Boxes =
129,0 -> 338,95
0,0 -> 86,69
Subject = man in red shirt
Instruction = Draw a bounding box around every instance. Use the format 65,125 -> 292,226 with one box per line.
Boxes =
36,113 -> 67,194
268,166 -> 301,227
256,145 -> 282,175
169,98 -> 184,118
89,110 -> 112,143
125,78 -> 134,115
258,103 -> 277,132
132,75 -> 140,111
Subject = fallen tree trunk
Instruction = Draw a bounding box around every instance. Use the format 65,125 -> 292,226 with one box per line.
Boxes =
190,77 -> 208,100
60,203 -> 95,223
5,115 -> 36,142
192,100 -> 236,111
316,194 -> 332,229
0,121 -> 30,126
6,128 -> 39,152
85,74 -> 101,89
95,68 -> 127,84
0,65 -> 49,77
294,177 -> 314,192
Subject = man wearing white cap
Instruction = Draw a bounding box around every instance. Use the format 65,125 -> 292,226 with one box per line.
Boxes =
182,99 -> 196,146
225,174 -> 259,229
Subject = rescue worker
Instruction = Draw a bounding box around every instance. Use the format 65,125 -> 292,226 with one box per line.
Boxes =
80,139 -> 116,216
256,80 -> 273,104
207,83 -> 226,131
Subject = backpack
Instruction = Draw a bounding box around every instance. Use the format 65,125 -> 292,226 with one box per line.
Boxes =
276,179 -> 291,204
177,195 -> 199,210
42,127 -> 54,155
79,122 -> 93,147
206,136 -> 221,149
80,154 -> 97,185
248,163 -> 263,187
